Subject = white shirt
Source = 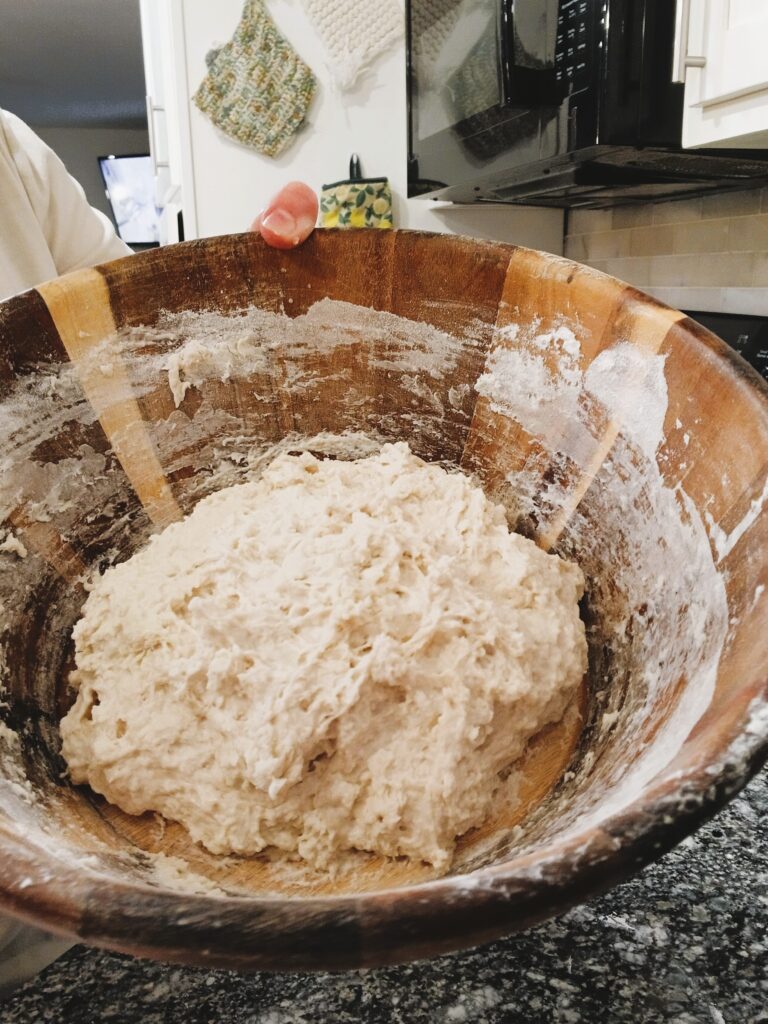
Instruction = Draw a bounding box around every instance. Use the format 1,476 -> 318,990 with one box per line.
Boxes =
0,109 -> 131,986
0,109 -> 131,301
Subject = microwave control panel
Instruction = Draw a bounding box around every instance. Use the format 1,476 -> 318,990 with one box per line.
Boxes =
555,0 -> 591,92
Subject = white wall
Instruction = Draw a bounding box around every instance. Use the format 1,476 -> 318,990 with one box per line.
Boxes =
33,125 -> 150,225
179,0 -> 563,253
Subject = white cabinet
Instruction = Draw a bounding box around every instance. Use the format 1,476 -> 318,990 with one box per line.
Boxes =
139,0 -> 197,241
680,0 -> 768,149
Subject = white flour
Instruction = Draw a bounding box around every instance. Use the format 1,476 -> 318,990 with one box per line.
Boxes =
704,475 -> 768,564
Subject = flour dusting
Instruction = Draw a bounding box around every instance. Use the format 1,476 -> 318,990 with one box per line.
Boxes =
161,298 -> 475,408
704,475 -> 768,564
584,343 -> 668,461
148,853 -> 227,897
464,313 -> 732,861
0,533 -> 27,559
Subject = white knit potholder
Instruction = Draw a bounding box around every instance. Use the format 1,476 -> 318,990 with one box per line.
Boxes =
302,0 -> 404,90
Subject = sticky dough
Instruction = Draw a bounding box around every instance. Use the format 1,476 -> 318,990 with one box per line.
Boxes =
60,443 -> 587,870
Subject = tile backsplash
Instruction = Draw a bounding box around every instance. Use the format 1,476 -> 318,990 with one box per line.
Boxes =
564,189 -> 768,314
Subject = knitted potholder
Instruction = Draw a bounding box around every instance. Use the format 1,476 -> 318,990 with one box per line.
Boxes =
302,0 -> 403,91
194,0 -> 316,158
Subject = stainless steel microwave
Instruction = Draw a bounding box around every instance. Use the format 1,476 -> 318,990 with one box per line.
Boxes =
406,0 -> 768,207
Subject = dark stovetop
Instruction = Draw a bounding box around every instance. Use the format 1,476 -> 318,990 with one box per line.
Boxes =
2,772 -> 766,1023
686,310 -> 768,381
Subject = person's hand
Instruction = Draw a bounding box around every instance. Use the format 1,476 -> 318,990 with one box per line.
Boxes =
251,182 -> 318,249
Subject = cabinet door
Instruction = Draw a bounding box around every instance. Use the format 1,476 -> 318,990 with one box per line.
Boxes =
681,0 -> 768,149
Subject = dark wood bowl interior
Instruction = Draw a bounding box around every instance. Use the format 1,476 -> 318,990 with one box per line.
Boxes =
0,230 -> 766,970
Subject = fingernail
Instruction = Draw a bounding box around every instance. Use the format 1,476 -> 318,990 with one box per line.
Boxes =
262,209 -> 298,243
295,212 -> 317,236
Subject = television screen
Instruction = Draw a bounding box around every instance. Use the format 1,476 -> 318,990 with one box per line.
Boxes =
98,154 -> 160,245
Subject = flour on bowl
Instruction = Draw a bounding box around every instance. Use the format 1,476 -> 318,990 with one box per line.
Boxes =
462,310 -> 731,866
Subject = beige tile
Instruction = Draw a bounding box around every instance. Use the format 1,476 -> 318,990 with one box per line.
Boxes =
583,260 -> 609,274
690,253 -> 754,286
700,188 -> 763,220
721,288 -> 768,315
751,253 -> 768,286
671,218 -> 730,254
651,197 -> 703,225
564,234 -> 588,261
630,224 -> 675,256
640,284 -> 675,305
648,253 -> 751,287
582,229 -> 633,260
670,287 -> 725,312
644,286 -> 724,312
612,205 -> 653,229
649,254 -> 688,287
728,214 -> 768,252
568,209 -> 613,233
601,257 -> 651,286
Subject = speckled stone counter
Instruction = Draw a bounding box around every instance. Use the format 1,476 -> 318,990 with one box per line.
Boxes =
2,767 -> 766,1024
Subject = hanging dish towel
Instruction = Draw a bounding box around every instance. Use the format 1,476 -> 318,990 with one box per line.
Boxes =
320,154 -> 393,229
302,0 -> 403,91
194,0 -> 316,158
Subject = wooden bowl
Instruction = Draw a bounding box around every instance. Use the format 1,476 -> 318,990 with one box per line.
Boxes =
0,230 -> 766,970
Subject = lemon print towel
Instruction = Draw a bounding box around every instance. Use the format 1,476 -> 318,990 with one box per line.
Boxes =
320,154 -> 393,229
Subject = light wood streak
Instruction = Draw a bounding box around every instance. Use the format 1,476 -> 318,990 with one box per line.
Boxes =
37,271 -> 181,527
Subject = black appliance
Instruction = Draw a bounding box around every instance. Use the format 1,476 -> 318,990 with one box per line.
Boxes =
685,311 -> 768,382
407,0 -> 768,208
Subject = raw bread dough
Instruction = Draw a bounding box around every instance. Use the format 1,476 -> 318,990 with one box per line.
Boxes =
61,443 -> 587,870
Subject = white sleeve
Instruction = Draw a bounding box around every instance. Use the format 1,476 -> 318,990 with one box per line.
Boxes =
2,111 -> 133,275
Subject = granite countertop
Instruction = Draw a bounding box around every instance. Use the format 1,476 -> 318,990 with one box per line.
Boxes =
2,767 -> 766,1024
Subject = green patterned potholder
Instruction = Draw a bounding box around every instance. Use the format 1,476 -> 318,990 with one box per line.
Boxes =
193,0 -> 316,159
320,154 -> 393,229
